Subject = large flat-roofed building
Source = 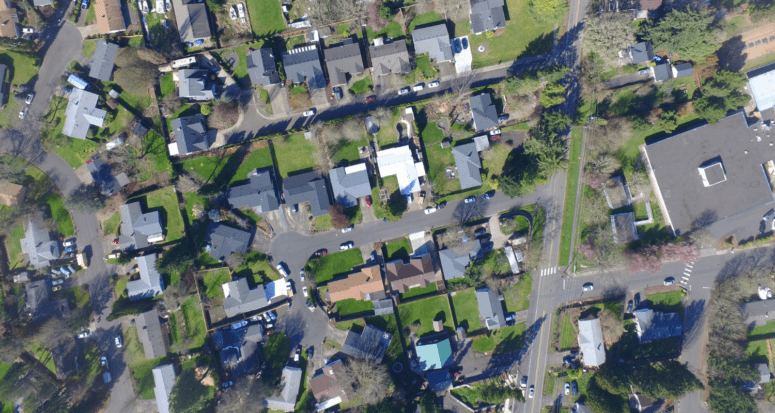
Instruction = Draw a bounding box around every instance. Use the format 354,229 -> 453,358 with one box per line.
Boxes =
643,112 -> 775,237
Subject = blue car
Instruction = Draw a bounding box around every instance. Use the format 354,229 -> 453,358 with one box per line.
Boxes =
462,37 -> 469,49
453,38 -> 462,54
571,381 -> 578,396
65,246 -> 76,253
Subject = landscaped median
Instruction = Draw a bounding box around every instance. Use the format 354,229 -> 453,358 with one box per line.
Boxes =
558,128 -> 583,266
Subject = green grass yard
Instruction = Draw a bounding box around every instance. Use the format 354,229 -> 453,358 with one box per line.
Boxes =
39,96 -> 98,167
202,268 -> 230,299
451,288 -> 482,334
558,313 -> 576,350
559,129 -> 583,266
273,133 -> 319,177
383,238 -> 411,261
138,187 -> 185,243
179,296 -> 207,350
399,283 -> 438,300
6,225 -> 26,270
349,76 -> 373,95
365,21 -> 404,42
504,273 -> 532,312
305,249 -> 363,284
644,290 -> 684,317
745,339 -> 772,364
314,215 -> 333,231
750,320 -> 775,338
122,326 -> 167,399
229,147 -> 273,185
160,73 -> 174,96
180,151 -> 240,186
407,12 -> 443,33
376,109 -> 401,148
26,342 -> 56,375
335,318 -> 365,331
143,132 -> 173,178
397,295 -> 454,337
415,55 -> 438,79
42,193 -> 74,237
233,251 -> 280,287
246,0 -> 286,37
103,211 -> 121,235
336,298 -> 375,316
82,39 -> 97,58
332,137 -> 369,164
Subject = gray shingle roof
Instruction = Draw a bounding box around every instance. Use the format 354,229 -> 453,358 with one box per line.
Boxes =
207,222 -> 251,262
172,0 -> 212,42
324,39 -> 364,86
578,318 -> 606,367
373,298 -> 394,316
178,69 -> 215,100
628,42 -> 654,64
213,324 -> 263,376
119,202 -> 163,250
136,310 -> 167,359
128,254 -> 165,301
247,48 -> 280,86
171,114 -> 215,155
89,41 -> 118,81
369,41 -> 411,76
653,63 -> 672,81
341,324 -> 392,362
742,300 -> 775,327
452,143 -> 483,190
470,0 -> 506,34
87,158 -> 127,196
227,168 -> 280,212
475,287 -> 505,330
20,219 -> 59,269
427,369 -> 453,392
152,364 -> 176,413
470,93 -> 499,131
673,62 -> 693,78
633,308 -> 682,343
282,45 -> 326,90
25,279 -> 50,318
439,248 -> 470,280
265,366 -> 302,412
63,89 -> 106,140
222,277 -> 269,317
282,171 -> 331,217
411,24 -> 453,63
329,164 -> 371,207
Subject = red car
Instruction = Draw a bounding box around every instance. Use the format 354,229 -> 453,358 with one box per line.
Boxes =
365,96 -> 375,103
365,196 -> 372,207
111,239 -> 119,245
489,134 -> 501,141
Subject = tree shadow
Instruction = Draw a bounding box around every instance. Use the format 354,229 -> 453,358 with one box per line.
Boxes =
717,35 -> 748,72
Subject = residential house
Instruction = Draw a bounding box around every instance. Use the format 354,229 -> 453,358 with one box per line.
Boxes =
341,323 -> 392,362
470,93 -> 499,131
226,168 -> 280,212
89,41 -> 119,81
168,114 -> 216,156
742,363 -> 772,393
63,89 -> 107,140
282,45 -> 326,90
329,163 -> 371,207
118,202 -> 164,250
128,254 -> 165,301
172,0 -> 212,43
136,310 -> 166,359
24,279 -> 50,319
438,248 -> 470,280
469,0 -> 506,35
452,142 -> 483,190
369,41 -> 411,77
672,62 -> 694,79
633,308 -> 682,343
94,0 -> 126,34
741,299 -> 775,328
264,366 -> 302,412
222,278 -> 291,317
310,359 -> 353,410
574,402 -> 594,413
213,324 -> 263,377
12,272 -> 29,283
373,298 -> 394,316
282,171 -> 331,218
426,369 -> 453,392
152,364 -> 176,413
32,0 -> 55,6
416,335 -> 453,371
324,38 -> 365,86
748,62 -> 775,113
411,24 -> 453,63
643,112 -> 775,237
610,212 -> 638,244
385,255 -> 435,293
246,48 -> 281,86
0,179 -> 26,206
376,145 -> 426,195
475,287 -> 506,330
87,158 -> 129,196
760,363 -> 772,384
0,6 -> 21,38
328,264 -> 384,304
652,63 -> 672,82
578,318 -> 606,367
20,219 -> 59,269
178,69 -> 216,100
206,222 -> 252,262
628,42 -> 654,64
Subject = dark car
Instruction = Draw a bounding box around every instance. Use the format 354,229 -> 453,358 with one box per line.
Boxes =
474,227 -> 487,237
365,96 -> 375,103
437,201 -> 447,209
481,241 -> 494,252
627,300 -> 633,313
462,37 -> 469,49
307,346 -> 314,359
453,38 -> 462,53
333,87 -> 343,100
478,233 -> 492,242
571,381 -> 579,396
498,114 -> 509,123
634,293 -> 641,307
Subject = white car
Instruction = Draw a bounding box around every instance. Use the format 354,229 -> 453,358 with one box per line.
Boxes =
303,109 -> 315,116
341,225 -> 353,233
78,331 -> 89,339
340,241 -> 354,250
489,129 -> 501,135
115,336 -> 123,348
62,240 -> 75,247
276,264 -> 288,278
300,269 -> 305,282
302,286 -> 309,297
528,385 -> 534,399
397,87 -> 410,95
464,196 -> 476,203
428,80 -> 440,88
413,84 -> 424,92
564,382 -> 570,395
19,106 -> 28,119
424,207 -> 437,214
231,320 -> 248,329
100,356 -> 108,368
25,93 -> 34,104
52,278 -> 64,286
582,283 -> 594,292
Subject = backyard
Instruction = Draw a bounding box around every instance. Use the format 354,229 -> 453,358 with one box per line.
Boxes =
336,298 -> 375,317
180,151 -> 240,187
399,284 -> 437,300
135,187 -> 186,244
397,295 -> 455,338
229,146 -> 274,185
202,268 -> 231,299
273,133 -> 319,177
451,288 -> 482,334
305,248 -> 364,284
245,0 -> 285,37
233,251 -> 280,287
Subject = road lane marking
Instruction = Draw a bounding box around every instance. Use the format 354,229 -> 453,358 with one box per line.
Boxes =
531,311 -> 548,413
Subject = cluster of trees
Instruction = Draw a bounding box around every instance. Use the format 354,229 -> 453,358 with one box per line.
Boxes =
627,241 -> 700,274
502,65 -> 570,97
639,8 -> 721,62
113,48 -> 166,96
694,70 -> 750,124
582,13 -> 637,66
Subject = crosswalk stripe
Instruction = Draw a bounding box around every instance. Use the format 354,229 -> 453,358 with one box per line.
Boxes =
683,272 -> 691,277
685,268 -> 692,272
682,276 -> 689,281
687,264 -> 693,268
680,280 -> 687,284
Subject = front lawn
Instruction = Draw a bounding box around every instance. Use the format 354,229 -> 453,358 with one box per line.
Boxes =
122,326 -> 167,399
103,211 -> 121,235
314,215 -> 333,231
83,39 -> 97,58
336,298 -> 375,316
750,320 -> 775,339
39,96 -> 98,167
468,0 -> 560,68
415,55 -> 438,79
383,238 -> 411,261
246,0 -> 286,37
558,313 -> 577,350
644,290 -> 684,317
504,273 -> 532,313
41,193 -> 74,237
305,248 -> 364,284
138,187 -> 185,244
471,322 -> 526,354
349,76 -> 373,95
273,133 -> 319,178
397,295 -> 454,337
233,251 -> 280,287
451,288 -> 482,334
202,268 -> 230,299
229,147 -> 273,185
399,284 -> 437,300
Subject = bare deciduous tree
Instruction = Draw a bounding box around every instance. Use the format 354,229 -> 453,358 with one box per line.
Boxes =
342,359 -> 391,405
217,377 -> 267,412
176,174 -> 202,194
372,106 -> 393,129
340,119 -> 364,142
225,253 -> 245,270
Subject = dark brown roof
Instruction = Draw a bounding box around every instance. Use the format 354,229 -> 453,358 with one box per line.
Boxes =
640,0 -> 662,10
309,360 -> 352,403
385,255 -> 434,293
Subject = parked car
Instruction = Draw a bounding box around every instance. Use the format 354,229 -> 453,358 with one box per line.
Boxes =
365,96 -> 375,103
398,87 -> 410,95
528,385 -> 534,398
100,356 -> 108,368
413,84 -> 424,91
51,268 -> 61,275
564,382 -> 570,395
764,209 -> 775,221
437,201 -> 447,209
498,114 -> 509,123
453,38 -> 462,53
314,249 -> 327,257
333,87 -> 343,100
222,381 -> 234,389
429,80 -> 440,88
300,269 -> 305,282
462,37 -> 469,49
464,196 -> 476,203
481,241 -> 494,252
67,265 -> 76,274
489,134 -> 501,141
24,93 -> 34,104
424,207 -> 437,214
268,310 -> 277,321
294,346 -> 301,362
571,381 -> 579,396
306,299 -> 315,311
52,286 -> 62,291
482,192 -> 493,200
291,204 -> 298,214
302,286 -> 309,297
64,246 -> 76,253
18,106 -> 28,119
520,376 -> 528,388
78,331 -> 89,339
307,346 -> 314,359
303,109 -> 315,117
365,196 -> 372,207
634,293 -> 641,307
52,278 -> 64,286
474,227 -> 487,237
582,283 -> 594,292
81,0 -> 88,10
276,263 -> 289,277
59,267 -> 70,276
62,240 -> 75,247
231,320 -> 248,330
341,225 -> 354,233
637,68 -> 650,75
627,300 -> 633,313
115,336 -> 122,348
489,129 -> 501,135
340,241 -> 354,250
664,277 -> 675,286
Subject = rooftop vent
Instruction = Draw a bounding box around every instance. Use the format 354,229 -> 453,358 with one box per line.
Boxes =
699,162 -> 727,187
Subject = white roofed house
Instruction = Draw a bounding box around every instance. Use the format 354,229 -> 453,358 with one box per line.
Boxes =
376,145 -> 426,195
63,89 -> 107,140
152,364 -> 176,413
578,318 -> 606,367
127,254 -> 165,301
